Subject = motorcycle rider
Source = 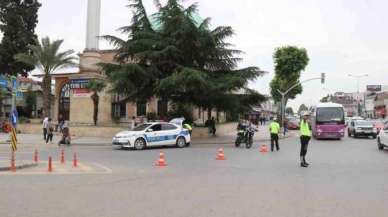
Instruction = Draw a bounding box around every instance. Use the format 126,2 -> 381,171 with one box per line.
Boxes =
269,117 -> 280,152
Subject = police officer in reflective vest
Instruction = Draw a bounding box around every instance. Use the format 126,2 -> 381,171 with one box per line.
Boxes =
269,117 -> 281,152
300,111 -> 312,167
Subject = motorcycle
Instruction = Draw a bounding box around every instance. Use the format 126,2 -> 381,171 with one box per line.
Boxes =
235,125 -> 256,149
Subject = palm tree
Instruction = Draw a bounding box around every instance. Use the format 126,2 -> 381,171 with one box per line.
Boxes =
15,37 -> 76,118
86,79 -> 106,126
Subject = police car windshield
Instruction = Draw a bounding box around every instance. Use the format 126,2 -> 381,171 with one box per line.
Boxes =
132,124 -> 152,131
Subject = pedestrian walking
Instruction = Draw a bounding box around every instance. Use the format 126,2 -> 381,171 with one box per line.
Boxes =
300,111 -> 312,167
42,117 -> 49,141
269,117 -> 280,151
210,117 -> 216,136
46,118 -> 54,144
130,116 -> 136,130
283,119 -> 288,136
57,113 -> 64,132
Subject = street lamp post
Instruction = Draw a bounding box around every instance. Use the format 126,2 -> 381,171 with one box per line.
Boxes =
277,73 -> 325,128
348,74 -> 368,116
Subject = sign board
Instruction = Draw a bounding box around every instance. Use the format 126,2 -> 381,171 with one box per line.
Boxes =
0,79 -> 8,87
367,85 -> 381,92
11,110 -> 18,128
70,79 -> 89,89
12,79 -> 18,91
73,88 -> 91,97
16,91 -> 23,97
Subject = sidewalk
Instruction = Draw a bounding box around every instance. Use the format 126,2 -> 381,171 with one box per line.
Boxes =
0,123 -> 297,147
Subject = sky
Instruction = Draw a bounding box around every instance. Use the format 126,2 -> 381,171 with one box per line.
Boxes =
25,0 -> 388,110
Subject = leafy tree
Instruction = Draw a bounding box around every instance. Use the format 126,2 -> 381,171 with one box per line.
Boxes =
285,107 -> 294,115
270,46 -> 309,103
15,37 -> 77,118
101,0 -> 266,119
86,79 -> 106,126
320,94 -> 330,103
0,0 -> 41,76
24,87 -> 37,118
297,104 -> 309,115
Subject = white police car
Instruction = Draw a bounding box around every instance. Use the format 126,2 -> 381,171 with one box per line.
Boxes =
112,120 -> 191,150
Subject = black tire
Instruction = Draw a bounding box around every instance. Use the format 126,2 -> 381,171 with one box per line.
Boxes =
176,137 -> 186,148
348,129 -> 351,137
235,138 -> 241,147
134,138 -> 146,150
353,130 -> 358,138
246,138 -> 252,149
378,138 -> 384,150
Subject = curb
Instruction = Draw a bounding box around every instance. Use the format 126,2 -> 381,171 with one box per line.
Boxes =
0,162 -> 38,172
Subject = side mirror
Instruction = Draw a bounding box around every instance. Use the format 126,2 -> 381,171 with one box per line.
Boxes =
146,129 -> 153,133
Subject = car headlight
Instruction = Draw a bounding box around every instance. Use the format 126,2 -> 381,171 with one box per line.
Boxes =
339,129 -> 344,133
317,129 -> 322,133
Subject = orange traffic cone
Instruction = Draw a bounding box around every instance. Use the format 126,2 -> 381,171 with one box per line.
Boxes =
33,149 -> 38,163
216,148 -> 226,160
60,149 -> 65,164
155,151 -> 167,167
48,156 -> 53,172
73,152 -> 78,168
10,151 -> 16,172
260,144 -> 268,153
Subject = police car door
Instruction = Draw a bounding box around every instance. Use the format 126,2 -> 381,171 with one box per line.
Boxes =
145,124 -> 163,146
161,123 -> 180,146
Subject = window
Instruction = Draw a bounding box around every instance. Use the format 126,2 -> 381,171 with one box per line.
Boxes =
162,124 -> 177,131
150,124 -> 162,132
133,124 -> 152,131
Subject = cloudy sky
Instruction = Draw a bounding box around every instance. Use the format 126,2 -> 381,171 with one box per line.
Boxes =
34,0 -> 388,110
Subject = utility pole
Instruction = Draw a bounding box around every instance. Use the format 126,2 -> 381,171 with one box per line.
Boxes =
348,74 -> 368,116
277,73 -> 325,128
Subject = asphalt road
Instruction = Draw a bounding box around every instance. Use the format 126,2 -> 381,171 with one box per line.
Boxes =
1,134 -> 388,217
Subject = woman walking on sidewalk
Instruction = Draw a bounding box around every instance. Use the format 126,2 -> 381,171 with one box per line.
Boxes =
46,118 -> 54,144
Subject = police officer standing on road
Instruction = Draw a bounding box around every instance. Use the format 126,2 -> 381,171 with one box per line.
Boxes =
269,117 -> 280,152
300,111 -> 312,167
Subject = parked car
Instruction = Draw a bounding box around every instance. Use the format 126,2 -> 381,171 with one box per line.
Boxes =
372,120 -> 385,134
348,120 -> 377,139
112,121 -> 191,150
287,118 -> 300,130
377,121 -> 388,150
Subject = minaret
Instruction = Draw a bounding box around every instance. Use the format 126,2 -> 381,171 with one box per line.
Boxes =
80,0 -> 102,72
85,0 -> 101,51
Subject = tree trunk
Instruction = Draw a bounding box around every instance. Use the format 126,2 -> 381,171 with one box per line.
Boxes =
207,107 -> 212,120
91,93 -> 99,126
42,74 -> 52,118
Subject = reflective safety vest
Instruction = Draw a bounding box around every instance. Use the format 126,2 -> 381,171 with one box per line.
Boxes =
183,123 -> 192,131
300,120 -> 312,137
269,122 -> 280,134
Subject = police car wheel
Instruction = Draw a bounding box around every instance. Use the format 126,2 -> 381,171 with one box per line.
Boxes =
176,137 -> 186,148
378,138 -> 384,150
134,138 -> 146,150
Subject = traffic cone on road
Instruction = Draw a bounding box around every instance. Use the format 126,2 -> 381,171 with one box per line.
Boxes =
48,156 -> 53,172
155,151 -> 167,167
73,152 -> 78,168
60,149 -> 65,164
260,144 -> 268,153
10,151 -> 16,172
33,149 -> 38,163
216,148 -> 226,160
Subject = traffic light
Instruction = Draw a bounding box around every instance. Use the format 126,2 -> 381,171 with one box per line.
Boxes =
321,73 -> 325,84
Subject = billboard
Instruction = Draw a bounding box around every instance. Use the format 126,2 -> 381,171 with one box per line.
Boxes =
367,85 -> 381,92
